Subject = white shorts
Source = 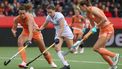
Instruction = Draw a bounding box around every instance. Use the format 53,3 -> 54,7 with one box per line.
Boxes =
55,26 -> 74,39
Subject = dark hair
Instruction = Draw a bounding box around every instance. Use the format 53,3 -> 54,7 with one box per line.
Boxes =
25,3 -> 32,11
80,0 -> 91,6
47,5 -> 55,10
19,4 -> 26,10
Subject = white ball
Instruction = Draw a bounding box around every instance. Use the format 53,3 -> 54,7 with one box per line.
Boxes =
30,66 -> 34,69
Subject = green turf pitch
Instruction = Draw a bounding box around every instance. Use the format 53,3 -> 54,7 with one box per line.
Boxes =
0,47 -> 122,69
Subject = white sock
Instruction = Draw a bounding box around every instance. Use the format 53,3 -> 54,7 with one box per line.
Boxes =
57,51 -> 69,66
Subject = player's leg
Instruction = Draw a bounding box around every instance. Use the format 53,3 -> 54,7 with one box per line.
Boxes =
73,32 -> 78,42
93,36 -> 115,66
93,24 -> 120,68
93,37 -> 119,69
65,38 -> 74,49
73,33 -> 78,54
77,33 -> 84,53
61,37 -> 74,69
18,32 -> 28,67
54,37 -> 70,69
33,33 -> 57,68
93,33 -> 119,69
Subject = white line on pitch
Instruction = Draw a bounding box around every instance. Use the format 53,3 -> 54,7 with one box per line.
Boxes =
0,57 -> 122,65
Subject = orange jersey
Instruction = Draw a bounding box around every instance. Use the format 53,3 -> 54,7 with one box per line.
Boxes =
72,15 -> 85,29
72,15 -> 85,34
87,6 -> 110,28
15,13 -> 39,32
87,6 -> 114,39
15,13 -> 43,39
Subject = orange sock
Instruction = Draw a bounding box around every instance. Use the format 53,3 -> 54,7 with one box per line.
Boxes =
101,54 -> 113,66
44,52 -> 53,64
18,47 -> 27,63
98,48 -> 116,58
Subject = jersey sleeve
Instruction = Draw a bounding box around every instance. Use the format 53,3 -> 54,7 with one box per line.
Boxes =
45,15 -> 50,23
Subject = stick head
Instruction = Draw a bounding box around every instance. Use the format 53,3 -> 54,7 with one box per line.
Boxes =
4,60 -> 11,66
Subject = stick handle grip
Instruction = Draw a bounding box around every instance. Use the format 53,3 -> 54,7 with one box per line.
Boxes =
83,31 -> 93,40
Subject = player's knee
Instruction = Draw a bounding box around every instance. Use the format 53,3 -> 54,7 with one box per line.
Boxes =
18,41 -> 24,46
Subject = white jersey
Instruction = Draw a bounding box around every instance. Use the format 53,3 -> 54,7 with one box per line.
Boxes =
46,12 -> 73,39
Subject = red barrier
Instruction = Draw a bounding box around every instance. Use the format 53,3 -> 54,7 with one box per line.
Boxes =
0,17 -> 122,29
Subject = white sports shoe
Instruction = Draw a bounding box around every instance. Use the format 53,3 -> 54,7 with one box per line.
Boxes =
73,51 -> 78,54
108,65 -> 117,69
79,48 -> 84,54
50,62 -> 57,68
112,53 -> 120,66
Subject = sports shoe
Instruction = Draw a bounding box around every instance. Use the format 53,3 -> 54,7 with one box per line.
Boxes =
73,51 -> 78,54
73,46 -> 78,54
79,48 -> 84,54
108,65 -> 117,69
18,61 -> 27,68
112,53 -> 120,66
50,62 -> 57,68
60,65 -> 70,69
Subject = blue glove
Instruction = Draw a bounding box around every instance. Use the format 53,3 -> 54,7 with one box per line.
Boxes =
54,38 -> 59,44
24,40 -> 32,46
91,26 -> 97,33
82,28 -> 86,33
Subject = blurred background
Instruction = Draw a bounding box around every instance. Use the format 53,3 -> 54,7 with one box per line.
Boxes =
0,0 -> 122,47
0,0 -> 122,17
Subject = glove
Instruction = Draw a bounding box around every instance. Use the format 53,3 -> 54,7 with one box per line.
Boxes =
91,26 -> 97,33
24,40 -> 32,46
54,38 -> 59,44
82,28 -> 86,33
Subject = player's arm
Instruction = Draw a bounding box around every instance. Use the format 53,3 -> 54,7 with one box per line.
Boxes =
58,18 -> 65,37
81,16 -> 87,32
91,8 -> 107,27
70,16 -> 74,27
81,16 -> 86,23
83,26 -> 97,40
27,17 -> 34,41
83,17 -> 97,40
83,18 -> 97,39
11,18 -> 18,37
38,16 -> 49,31
39,21 -> 48,31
